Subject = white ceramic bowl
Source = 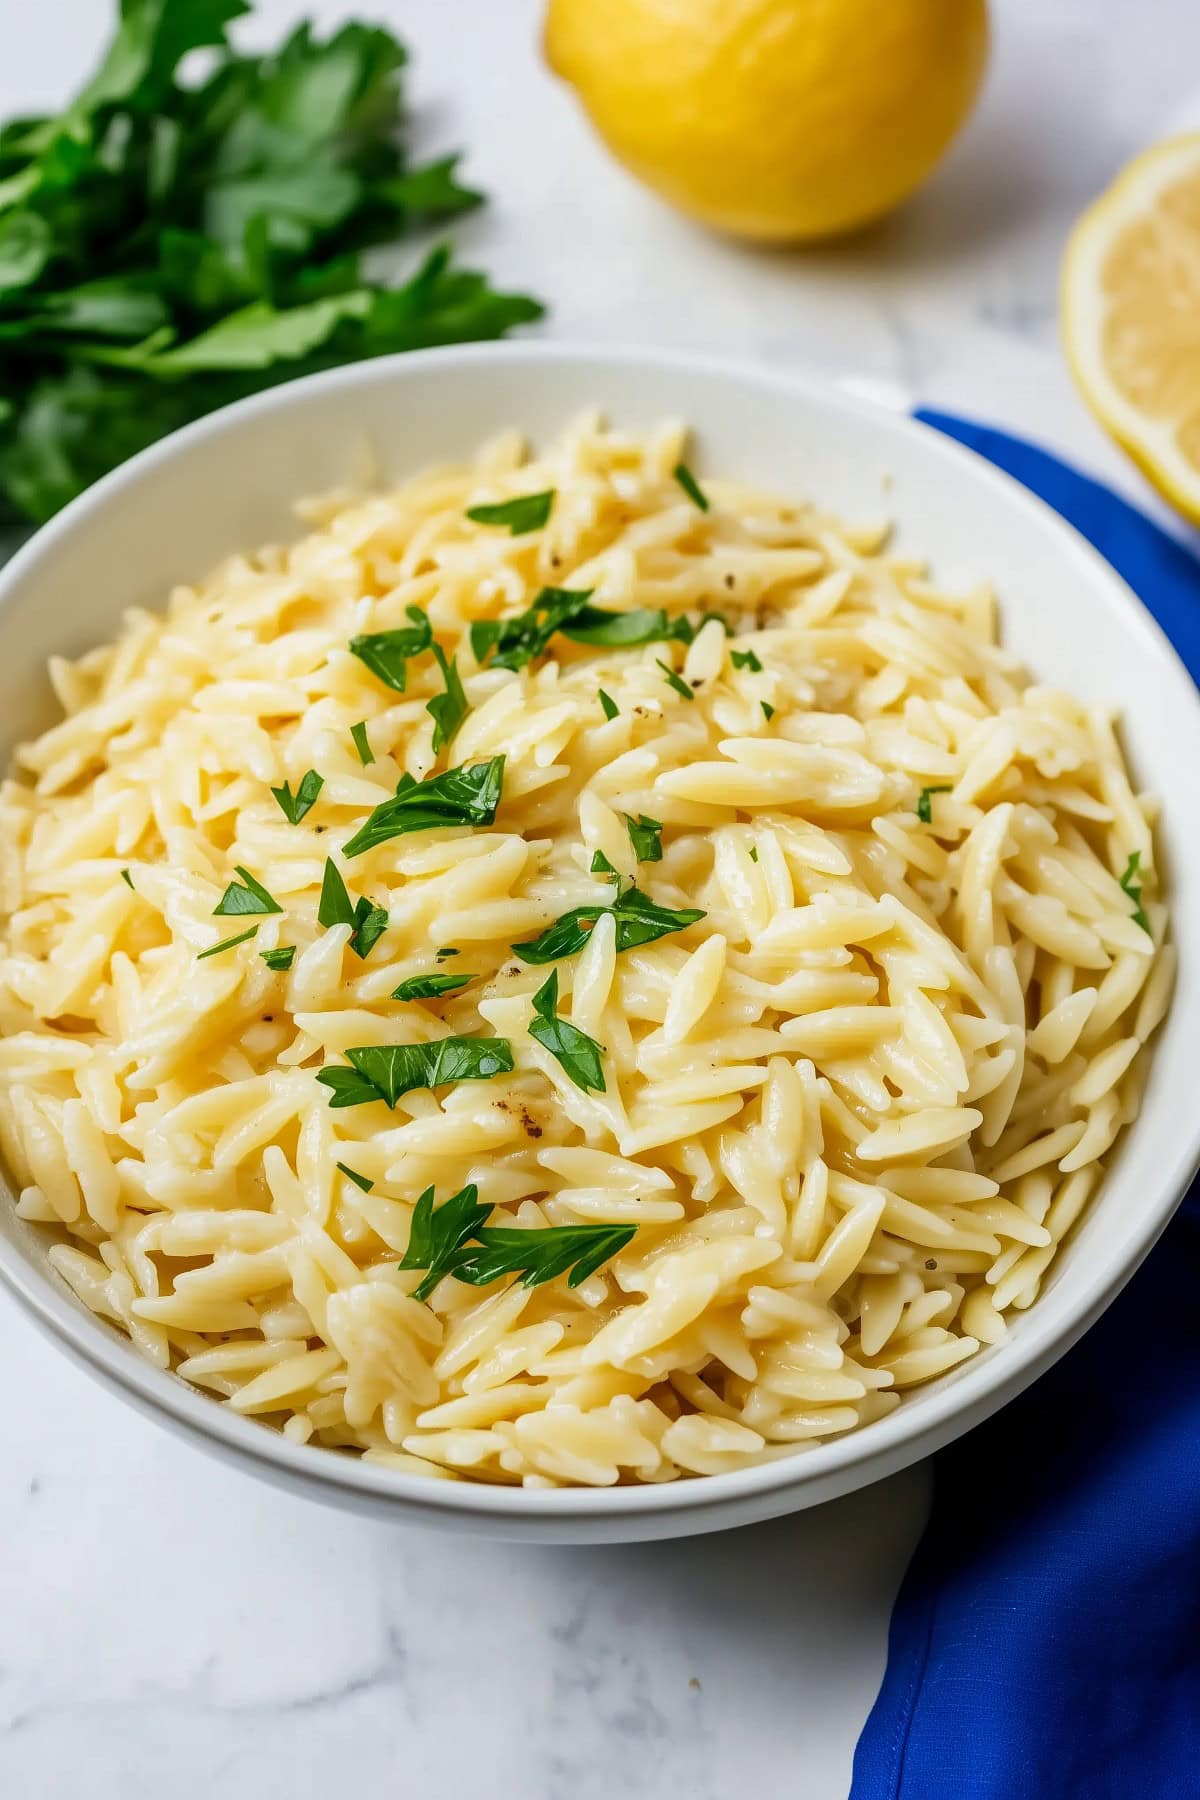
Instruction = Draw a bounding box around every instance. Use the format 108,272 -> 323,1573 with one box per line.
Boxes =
1,344 -> 1198,1543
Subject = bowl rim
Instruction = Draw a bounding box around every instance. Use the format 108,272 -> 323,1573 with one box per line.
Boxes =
1,337 -> 1198,1524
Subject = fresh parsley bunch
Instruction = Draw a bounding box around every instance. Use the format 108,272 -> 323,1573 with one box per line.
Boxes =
0,0 -> 543,526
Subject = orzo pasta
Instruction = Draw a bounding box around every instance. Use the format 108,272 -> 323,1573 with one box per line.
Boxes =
0,416 -> 1171,1487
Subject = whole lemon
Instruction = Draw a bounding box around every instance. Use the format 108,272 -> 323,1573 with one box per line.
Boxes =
544,0 -> 989,242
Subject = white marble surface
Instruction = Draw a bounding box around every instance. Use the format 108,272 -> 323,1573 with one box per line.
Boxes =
2,3 -> 1199,1795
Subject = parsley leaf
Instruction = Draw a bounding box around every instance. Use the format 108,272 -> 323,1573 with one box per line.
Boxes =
399,1182 -> 494,1301
397,1184 -> 634,1298
470,593 -> 714,671
731,647 -> 763,672
590,849 -> 621,885
436,946 -> 459,959
271,769 -> 323,824
318,858 -> 356,929
214,865 -> 282,916
466,489 -> 554,534
624,814 -> 663,863
316,1036 -> 514,1108
917,785 -> 952,824
760,701 -> 775,721
350,722 -> 374,765
197,924 -> 259,960
426,643 -> 468,753
312,1066 -> 385,1108
608,886 -> 705,950
510,906 -> 605,964
391,971 -> 471,1001
349,608 -> 432,694
120,867 -> 134,888
470,587 -> 594,671
657,658 -> 695,701
453,1223 -> 636,1290
351,903 -> 389,960
673,462 -> 710,511
666,611 -> 730,646
341,755 -> 504,856
260,944 -> 296,971
563,607 -> 689,649
1119,850 -> 1153,936
598,689 -> 619,720
336,1161 -> 374,1194
528,969 -> 606,1093
317,857 -> 387,959
512,887 -> 705,963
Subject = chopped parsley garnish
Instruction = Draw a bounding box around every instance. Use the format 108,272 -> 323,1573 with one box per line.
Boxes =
673,462 -> 710,512
350,721 -> 374,766
1119,851 -> 1153,936
598,689 -> 619,720
590,849 -> 621,885
318,858 -> 356,929
426,644 -> 469,753
465,489 -> 555,534
336,1162 -> 374,1194
470,587 -> 595,671
318,858 -> 388,959
668,611 -> 731,645
512,886 -> 705,964
917,784 -> 952,824
120,868 -> 134,888
471,592 -> 717,671
271,770 -> 324,825
731,647 -> 763,673
453,1223 -> 636,1291
528,969 -> 606,1093
214,866 -> 282,917
563,607 -> 689,648
760,701 -> 775,721
400,1182 -> 495,1300
657,658 -> 695,701
349,608 -> 433,694
316,1067 -> 384,1109
391,972 -> 471,1001
749,846 -> 759,863
316,1037 -> 514,1108
512,908 -> 605,964
351,905 -> 389,961
342,755 -> 504,857
624,814 -> 663,863
436,947 -> 460,959
197,925 -> 259,960
260,945 -> 296,971
398,1182 -> 634,1300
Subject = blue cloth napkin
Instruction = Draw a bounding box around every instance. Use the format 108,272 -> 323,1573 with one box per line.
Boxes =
849,412 -> 1200,1800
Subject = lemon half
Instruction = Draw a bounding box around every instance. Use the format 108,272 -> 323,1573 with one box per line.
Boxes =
1063,135 -> 1200,525
544,0 -> 989,243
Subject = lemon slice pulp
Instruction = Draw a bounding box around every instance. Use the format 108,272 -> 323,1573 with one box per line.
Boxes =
1062,135 -> 1200,523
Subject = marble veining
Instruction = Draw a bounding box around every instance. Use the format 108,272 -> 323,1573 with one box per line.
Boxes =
3,1 -> 1199,1794
0,1293 -> 929,1797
